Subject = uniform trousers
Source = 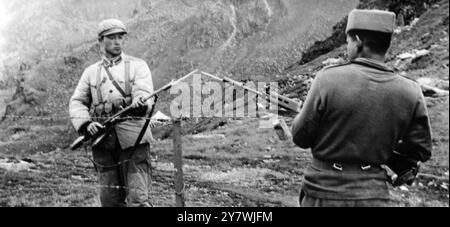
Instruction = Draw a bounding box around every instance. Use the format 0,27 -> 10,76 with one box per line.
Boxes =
92,130 -> 152,207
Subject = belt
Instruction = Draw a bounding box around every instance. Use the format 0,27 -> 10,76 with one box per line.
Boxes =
312,158 -> 382,172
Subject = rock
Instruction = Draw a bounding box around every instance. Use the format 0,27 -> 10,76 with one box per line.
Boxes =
441,183 -> 448,190
191,134 -> 226,140
263,155 -> 272,159
397,52 -> 415,60
268,138 -> 275,144
0,158 -> 35,172
410,18 -> 420,27
421,32 -> 431,41
397,49 -> 431,61
417,77 -> 450,97
394,28 -> 402,34
71,175 -> 84,181
430,44 -> 441,50
444,171 -> 449,177
399,186 -> 409,191
11,133 -> 24,141
415,49 -> 431,58
322,58 -> 345,66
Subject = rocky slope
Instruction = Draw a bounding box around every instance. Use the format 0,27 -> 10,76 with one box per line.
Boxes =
0,0 -> 358,118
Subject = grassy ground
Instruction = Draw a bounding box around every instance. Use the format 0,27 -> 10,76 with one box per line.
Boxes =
0,117 -> 447,207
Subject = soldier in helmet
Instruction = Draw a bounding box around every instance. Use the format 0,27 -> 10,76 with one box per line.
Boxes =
69,19 -> 155,207
292,9 -> 432,207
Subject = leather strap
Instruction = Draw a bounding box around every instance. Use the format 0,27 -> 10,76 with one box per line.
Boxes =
104,65 -> 127,98
134,96 -> 157,147
124,59 -> 131,96
95,63 -> 104,104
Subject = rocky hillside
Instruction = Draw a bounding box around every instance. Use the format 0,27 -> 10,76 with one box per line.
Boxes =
281,0 -> 448,97
0,0 -> 358,118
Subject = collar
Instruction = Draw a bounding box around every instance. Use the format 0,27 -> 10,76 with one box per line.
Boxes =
102,53 -> 125,68
351,57 -> 394,72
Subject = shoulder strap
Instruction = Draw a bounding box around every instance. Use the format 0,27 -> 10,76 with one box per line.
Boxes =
103,65 -> 127,98
95,63 -> 104,104
124,59 -> 131,96
134,96 -> 158,148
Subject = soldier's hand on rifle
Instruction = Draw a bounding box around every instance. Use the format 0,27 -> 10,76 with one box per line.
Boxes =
131,97 -> 146,109
130,97 -> 148,117
87,122 -> 105,136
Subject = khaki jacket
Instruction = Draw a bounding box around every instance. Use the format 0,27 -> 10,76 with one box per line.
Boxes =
69,53 -> 154,150
292,58 -> 432,200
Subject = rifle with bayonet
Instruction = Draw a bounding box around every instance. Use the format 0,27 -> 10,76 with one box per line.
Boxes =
70,70 -> 199,150
201,71 -> 303,117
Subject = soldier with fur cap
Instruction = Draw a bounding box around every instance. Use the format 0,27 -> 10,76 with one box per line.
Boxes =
69,19 -> 155,207
292,9 -> 432,207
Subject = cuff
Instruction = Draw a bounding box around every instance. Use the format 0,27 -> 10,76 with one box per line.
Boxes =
78,121 -> 92,135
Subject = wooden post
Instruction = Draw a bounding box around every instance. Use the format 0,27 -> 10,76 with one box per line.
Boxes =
173,119 -> 185,207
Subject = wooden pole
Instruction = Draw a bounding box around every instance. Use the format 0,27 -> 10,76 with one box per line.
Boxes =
173,119 -> 185,207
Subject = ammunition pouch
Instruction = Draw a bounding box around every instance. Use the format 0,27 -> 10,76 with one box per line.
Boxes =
92,96 -> 132,122
94,103 -> 106,122
104,102 -> 113,115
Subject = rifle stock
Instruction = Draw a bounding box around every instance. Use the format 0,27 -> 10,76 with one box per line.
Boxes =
69,69 -> 199,150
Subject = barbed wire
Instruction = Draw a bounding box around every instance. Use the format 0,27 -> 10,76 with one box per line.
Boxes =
1,114 -> 274,122
4,178 -> 145,192
1,114 -> 160,121
1,163 -> 183,192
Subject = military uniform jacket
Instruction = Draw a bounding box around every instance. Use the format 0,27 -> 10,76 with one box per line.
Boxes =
69,53 -> 154,150
291,58 -> 432,200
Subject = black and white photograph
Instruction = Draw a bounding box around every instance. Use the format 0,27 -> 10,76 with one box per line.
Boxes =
0,0 -> 448,210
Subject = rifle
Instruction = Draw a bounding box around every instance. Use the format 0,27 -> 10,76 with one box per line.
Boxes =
70,69 -> 199,150
201,71 -> 302,116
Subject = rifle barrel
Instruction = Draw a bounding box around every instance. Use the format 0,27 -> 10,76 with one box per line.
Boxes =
202,71 -> 301,113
